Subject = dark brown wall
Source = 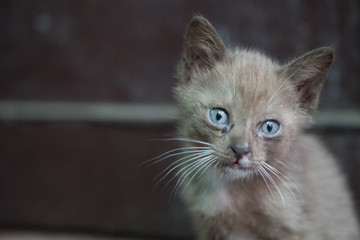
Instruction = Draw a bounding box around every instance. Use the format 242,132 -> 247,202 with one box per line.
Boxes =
0,1 -> 359,239
1,0 -> 359,107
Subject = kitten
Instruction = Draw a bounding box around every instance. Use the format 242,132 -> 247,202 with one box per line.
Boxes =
158,15 -> 360,239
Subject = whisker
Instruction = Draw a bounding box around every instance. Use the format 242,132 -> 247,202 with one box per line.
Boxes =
259,165 -> 285,206
267,85 -> 296,109
220,80 -> 233,98
158,137 -> 215,147
272,158 -> 296,171
263,162 -> 302,202
257,167 -> 276,202
171,155 -> 214,199
141,146 -> 211,166
267,63 -> 305,109
163,153 -> 213,191
169,160 -> 204,200
232,64 -> 237,97
158,137 -> 229,157
262,163 -> 297,204
153,151 -> 213,190
267,77 -> 289,107
250,166 -> 255,181
171,156 -> 213,197
198,157 -> 218,180
153,151 -> 203,183
182,157 -> 217,192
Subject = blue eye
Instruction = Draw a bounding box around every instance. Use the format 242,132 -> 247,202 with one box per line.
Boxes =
260,120 -> 280,136
209,108 -> 229,126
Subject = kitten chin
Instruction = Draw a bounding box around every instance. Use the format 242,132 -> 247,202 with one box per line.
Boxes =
159,15 -> 359,239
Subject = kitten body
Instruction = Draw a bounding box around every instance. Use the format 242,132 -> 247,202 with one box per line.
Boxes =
172,16 -> 359,239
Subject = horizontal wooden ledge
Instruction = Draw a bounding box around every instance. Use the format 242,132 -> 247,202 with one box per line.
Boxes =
0,101 -> 177,124
0,101 -> 359,129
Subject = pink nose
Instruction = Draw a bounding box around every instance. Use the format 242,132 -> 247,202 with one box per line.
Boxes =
230,144 -> 251,160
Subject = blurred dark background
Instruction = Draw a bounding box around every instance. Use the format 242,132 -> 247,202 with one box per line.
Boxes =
0,0 -> 359,239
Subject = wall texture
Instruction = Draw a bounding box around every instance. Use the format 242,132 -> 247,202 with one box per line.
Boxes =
0,1 -> 359,239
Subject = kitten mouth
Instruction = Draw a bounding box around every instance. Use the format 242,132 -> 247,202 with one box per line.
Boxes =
228,160 -> 252,170
222,159 -> 254,179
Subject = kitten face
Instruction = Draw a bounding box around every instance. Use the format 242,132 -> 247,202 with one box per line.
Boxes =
176,51 -> 302,180
174,16 -> 334,181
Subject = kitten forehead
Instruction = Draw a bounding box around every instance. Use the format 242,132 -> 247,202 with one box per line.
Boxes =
224,49 -> 281,92
194,49 -> 286,110
231,49 -> 280,78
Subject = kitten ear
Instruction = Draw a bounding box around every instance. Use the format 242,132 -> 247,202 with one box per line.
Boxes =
281,47 -> 335,115
178,15 -> 227,82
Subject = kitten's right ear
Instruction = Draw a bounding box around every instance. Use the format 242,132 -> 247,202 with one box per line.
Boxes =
177,15 -> 227,83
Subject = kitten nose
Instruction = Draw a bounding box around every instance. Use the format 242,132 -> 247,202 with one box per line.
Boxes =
230,143 -> 250,159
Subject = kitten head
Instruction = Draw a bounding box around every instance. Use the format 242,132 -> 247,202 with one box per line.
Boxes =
175,15 -> 334,180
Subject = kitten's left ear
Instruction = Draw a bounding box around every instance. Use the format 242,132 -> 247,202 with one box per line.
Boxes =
281,47 -> 335,115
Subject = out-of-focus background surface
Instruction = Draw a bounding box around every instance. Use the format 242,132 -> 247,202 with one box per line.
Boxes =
0,1 -> 359,239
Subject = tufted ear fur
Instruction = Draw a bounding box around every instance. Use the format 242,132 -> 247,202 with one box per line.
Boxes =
281,47 -> 335,115
177,15 -> 227,83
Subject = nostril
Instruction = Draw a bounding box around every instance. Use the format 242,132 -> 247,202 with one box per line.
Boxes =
230,144 -> 250,159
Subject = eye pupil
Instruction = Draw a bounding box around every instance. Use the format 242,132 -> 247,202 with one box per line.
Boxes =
267,122 -> 273,132
216,112 -> 223,121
